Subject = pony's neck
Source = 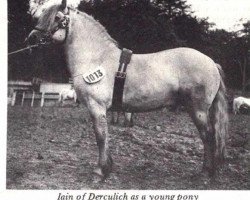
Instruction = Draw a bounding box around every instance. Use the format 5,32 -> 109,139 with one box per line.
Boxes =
65,9 -> 120,76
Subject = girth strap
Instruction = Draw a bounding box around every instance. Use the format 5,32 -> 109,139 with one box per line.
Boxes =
111,48 -> 133,110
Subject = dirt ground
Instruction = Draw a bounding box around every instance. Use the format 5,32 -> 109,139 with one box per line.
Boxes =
6,104 -> 250,190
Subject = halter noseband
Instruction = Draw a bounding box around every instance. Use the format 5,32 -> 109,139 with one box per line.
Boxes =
33,9 -> 70,45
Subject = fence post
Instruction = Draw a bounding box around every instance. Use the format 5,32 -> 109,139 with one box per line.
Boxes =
41,92 -> 45,107
21,91 -> 25,106
31,91 -> 35,107
11,91 -> 16,106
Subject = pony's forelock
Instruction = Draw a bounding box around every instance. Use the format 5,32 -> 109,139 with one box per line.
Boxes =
35,4 -> 60,30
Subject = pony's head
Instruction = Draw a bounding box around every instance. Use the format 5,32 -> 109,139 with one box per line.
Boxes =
27,0 -> 70,45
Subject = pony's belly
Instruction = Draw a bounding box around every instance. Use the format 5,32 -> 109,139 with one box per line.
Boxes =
123,93 -> 176,112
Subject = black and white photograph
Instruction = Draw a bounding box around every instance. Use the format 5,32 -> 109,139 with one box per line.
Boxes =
2,0 -> 250,196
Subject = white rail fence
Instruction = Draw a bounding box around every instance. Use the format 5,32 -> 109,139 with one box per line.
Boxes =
8,81 -> 73,107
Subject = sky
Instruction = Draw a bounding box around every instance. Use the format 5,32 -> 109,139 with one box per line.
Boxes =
187,0 -> 250,31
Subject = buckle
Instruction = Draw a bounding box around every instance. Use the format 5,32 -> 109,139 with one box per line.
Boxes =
116,72 -> 126,78
59,16 -> 70,28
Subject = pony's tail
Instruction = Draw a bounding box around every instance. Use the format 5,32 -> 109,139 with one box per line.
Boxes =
210,64 -> 228,163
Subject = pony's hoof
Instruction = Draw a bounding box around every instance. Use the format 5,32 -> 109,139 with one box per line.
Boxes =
93,168 -> 104,177
101,155 -> 113,178
93,167 -> 111,183
92,168 -> 104,184
93,156 -> 113,180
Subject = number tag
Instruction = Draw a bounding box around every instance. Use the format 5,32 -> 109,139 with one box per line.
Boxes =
83,66 -> 105,84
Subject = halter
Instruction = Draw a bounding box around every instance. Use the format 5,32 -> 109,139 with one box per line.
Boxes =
33,9 -> 70,45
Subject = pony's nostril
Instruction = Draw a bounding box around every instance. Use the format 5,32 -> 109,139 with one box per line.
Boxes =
28,34 -> 38,45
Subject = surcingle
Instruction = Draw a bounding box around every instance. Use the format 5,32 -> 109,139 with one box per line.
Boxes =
111,48 -> 133,110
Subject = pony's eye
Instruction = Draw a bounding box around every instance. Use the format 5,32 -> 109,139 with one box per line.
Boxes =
55,12 -> 64,22
55,15 -> 60,21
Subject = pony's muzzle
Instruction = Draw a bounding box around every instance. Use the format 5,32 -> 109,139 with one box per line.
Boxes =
27,30 -> 44,45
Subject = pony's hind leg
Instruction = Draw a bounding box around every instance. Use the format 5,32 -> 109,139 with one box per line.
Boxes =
87,99 -> 113,179
190,78 -> 228,178
110,111 -> 120,125
188,105 -> 217,177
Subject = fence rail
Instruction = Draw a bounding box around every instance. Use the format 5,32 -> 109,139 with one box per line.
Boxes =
11,91 -> 60,107
8,81 -> 74,107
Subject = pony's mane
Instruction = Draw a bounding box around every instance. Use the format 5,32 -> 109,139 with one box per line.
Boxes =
69,7 -> 119,47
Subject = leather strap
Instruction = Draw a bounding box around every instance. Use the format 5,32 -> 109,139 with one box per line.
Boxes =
111,48 -> 132,110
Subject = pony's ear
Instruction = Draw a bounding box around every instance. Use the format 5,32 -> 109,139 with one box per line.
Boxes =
61,0 -> 67,10
61,0 -> 68,13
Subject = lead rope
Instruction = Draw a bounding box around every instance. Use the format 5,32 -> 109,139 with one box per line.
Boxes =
8,42 -> 52,56
8,44 -> 39,56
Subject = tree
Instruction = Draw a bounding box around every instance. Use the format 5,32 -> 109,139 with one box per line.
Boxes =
8,0 -> 33,81
152,0 -> 191,19
79,0 -> 193,52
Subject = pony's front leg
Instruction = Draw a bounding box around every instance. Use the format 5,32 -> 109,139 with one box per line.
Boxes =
87,100 -> 113,179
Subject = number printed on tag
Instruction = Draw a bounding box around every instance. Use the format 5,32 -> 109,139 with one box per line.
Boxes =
83,66 -> 105,84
